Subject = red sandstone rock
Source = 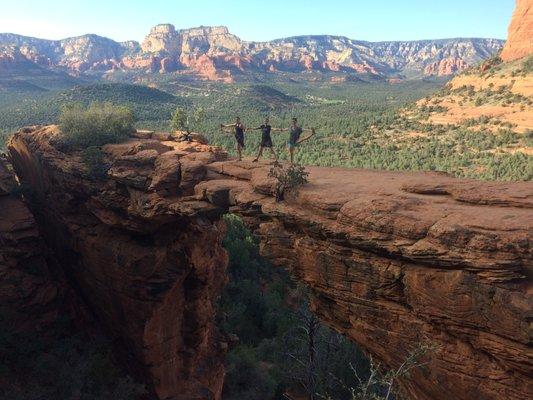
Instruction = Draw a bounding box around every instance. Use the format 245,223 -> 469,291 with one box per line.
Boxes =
501,0 -> 533,61
0,157 -> 70,334
8,126 -> 533,400
424,58 -> 468,76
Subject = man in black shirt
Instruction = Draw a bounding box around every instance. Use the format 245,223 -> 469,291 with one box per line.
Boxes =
249,117 -> 279,163
220,117 -> 246,161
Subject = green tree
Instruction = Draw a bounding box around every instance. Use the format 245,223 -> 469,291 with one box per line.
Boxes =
170,106 -> 205,134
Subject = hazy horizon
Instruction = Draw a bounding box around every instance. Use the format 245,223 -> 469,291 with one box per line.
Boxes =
1,0 -> 513,43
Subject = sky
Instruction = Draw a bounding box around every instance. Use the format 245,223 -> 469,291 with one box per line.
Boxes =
0,0 -> 515,43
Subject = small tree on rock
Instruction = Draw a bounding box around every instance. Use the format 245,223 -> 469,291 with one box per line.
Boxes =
170,106 -> 205,141
268,164 -> 309,201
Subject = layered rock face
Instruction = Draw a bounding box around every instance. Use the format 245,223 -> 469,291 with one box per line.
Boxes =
0,157 -> 68,333
0,27 -> 503,79
8,126 -> 532,400
8,127 -> 228,400
501,0 -> 533,61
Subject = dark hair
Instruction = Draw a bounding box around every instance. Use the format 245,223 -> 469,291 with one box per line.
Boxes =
292,117 -> 297,122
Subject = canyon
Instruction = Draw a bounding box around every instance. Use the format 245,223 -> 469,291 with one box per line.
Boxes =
5,125 -> 532,400
0,25 -> 504,81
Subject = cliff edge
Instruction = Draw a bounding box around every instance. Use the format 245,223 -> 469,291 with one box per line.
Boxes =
8,126 -> 532,400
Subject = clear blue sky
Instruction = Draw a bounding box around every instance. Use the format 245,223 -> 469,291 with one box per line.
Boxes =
0,0 -> 514,42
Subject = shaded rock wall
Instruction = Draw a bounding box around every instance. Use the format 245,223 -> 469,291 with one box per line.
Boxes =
0,157 -> 70,333
8,126 -> 533,400
8,128 -> 228,400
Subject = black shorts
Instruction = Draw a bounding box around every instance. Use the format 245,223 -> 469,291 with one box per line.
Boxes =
235,133 -> 245,148
261,136 -> 273,148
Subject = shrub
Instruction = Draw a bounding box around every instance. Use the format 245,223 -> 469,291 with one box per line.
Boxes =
268,164 -> 309,201
0,130 -> 7,150
59,102 -> 134,147
523,56 -> 533,73
81,146 -> 109,179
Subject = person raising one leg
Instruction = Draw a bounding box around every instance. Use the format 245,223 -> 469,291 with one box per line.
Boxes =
249,117 -> 279,163
275,117 -> 316,165
220,117 -> 246,161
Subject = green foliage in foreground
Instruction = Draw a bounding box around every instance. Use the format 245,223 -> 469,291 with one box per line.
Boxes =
0,309 -> 146,400
0,83 -> 186,131
59,102 -> 134,147
219,214 -> 370,400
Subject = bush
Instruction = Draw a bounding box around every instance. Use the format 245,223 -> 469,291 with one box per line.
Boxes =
0,130 -> 9,151
81,146 -> 108,179
268,164 -> 309,201
59,102 -> 134,147
523,56 -> 533,73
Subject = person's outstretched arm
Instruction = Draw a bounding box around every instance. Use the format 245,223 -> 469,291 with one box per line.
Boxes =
271,127 -> 289,133
220,123 -> 236,133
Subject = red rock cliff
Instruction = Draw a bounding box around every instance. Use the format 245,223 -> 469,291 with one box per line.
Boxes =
0,157 -> 71,333
8,127 -> 228,400
8,126 -> 533,400
501,0 -> 533,61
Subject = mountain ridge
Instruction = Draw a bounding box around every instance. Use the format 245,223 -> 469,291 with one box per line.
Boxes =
1,24 -> 504,82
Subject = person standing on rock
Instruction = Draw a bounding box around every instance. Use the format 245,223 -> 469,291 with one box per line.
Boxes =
276,117 -> 316,164
220,117 -> 246,161
249,117 -> 279,163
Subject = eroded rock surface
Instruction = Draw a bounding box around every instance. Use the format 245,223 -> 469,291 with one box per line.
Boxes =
8,126 -> 532,400
8,127 -> 228,400
501,0 -> 533,62
0,26 -> 503,79
0,156 -> 70,333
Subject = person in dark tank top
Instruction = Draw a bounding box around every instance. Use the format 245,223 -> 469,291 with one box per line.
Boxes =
248,117 -> 279,163
276,117 -> 316,164
220,116 -> 246,161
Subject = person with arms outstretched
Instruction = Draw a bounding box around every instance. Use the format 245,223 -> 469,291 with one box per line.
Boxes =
278,117 -> 316,164
220,117 -> 246,161
249,117 -> 279,163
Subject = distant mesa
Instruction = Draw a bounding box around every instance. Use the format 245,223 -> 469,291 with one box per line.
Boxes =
0,21 -> 506,81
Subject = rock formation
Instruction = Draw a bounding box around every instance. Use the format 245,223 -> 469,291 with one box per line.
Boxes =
7,127 -> 228,400
0,156 -> 70,334
8,126 -> 532,400
501,0 -> 533,61
0,27 -> 504,80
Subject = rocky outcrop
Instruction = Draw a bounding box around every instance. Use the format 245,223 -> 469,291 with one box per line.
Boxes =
8,125 -> 532,400
423,57 -> 467,75
0,27 -> 504,80
8,127 -> 228,400
501,0 -> 533,61
0,156 -> 69,333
